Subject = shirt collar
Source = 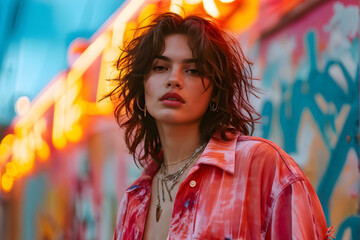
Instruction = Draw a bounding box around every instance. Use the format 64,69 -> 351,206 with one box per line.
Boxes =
125,160 -> 159,193
126,131 -> 239,193
196,131 -> 239,175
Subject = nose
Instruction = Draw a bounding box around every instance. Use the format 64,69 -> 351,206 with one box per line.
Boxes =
167,66 -> 183,89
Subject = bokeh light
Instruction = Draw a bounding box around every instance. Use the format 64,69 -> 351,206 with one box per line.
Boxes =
170,0 -> 184,15
219,0 -> 235,3
203,0 -> 220,17
6,162 -> 19,178
15,96 -> 31,116
185,0 -> 202,4
1,173 -> 14,192
37,142 -> 50,161
0,134 -> 15,164
0,144 -> 10,164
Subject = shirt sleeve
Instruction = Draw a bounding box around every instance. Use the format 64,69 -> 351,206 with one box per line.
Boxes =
113,193 -> 129,240
265,179 -> 330,240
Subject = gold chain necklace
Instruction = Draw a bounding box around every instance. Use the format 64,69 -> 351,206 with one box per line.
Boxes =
163,154 -> 194,166
155,144 -> 206,222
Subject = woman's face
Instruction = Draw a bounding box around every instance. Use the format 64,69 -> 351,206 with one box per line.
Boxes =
144,34 -> 213,126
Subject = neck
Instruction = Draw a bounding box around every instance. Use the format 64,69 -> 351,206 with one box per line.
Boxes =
156,121 -> 203,169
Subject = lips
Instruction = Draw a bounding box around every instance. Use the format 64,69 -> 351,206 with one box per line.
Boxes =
160,92 -> 185,103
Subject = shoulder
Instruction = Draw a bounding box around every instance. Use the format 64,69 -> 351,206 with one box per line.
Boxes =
234,135 -> 307,188
114,168 -> 154,239
236,135 -> 291,159
207,132 -> 306,182
125,160 -> 158,192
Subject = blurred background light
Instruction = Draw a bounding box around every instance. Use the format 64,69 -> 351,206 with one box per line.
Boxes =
185,0 -> 202,4
0,144 -> 10,164
5,161 -> 19,178
15,96 -> 31,117
219,0 -> 235,3
36,141 -> 50,161
170,0 -> 184,15
0,134 -> 15,164
1,173 -> 14,192
203,0 -> 220,17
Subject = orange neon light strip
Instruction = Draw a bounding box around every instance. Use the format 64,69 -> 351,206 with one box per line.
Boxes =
15,78 -> 65,135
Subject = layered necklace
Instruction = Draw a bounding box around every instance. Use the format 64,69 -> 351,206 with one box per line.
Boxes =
155,144 -> 206,222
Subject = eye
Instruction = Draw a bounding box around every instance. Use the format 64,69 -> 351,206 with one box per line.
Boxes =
152,65 -> 167,72
185,68 -> 200,76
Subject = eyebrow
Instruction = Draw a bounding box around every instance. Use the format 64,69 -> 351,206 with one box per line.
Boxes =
155,55 -> 197,64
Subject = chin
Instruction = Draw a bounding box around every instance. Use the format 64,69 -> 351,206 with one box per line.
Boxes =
154,116 -> 185,125
156,116 -> 203,126
149,109 -> 206,125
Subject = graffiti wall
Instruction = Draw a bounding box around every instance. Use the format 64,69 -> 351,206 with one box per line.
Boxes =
246,0 -> 359,238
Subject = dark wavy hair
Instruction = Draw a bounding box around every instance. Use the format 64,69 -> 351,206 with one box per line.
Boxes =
106,12 -> 260,167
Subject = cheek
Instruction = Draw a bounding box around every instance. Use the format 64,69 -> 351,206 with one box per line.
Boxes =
144,79 -> 156,100
191,89 -> 213,113
203,93 -> 213,109
201,85 -> 213,104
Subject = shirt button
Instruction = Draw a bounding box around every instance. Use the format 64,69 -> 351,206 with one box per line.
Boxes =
189,180 -> 196,188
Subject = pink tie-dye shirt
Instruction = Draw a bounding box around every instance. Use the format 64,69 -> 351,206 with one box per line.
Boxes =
114,133 -> 330,240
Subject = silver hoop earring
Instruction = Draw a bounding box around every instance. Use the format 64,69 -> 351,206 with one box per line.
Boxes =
136,97 -> 147,117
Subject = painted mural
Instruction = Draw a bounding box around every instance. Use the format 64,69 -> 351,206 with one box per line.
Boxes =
246,0 -> 359,239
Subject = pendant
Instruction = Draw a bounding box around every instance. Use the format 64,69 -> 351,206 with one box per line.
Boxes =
156,204 -> 162,222
164,181 -> 173,202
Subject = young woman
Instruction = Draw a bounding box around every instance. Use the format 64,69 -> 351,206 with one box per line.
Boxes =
110,12 -> 330,240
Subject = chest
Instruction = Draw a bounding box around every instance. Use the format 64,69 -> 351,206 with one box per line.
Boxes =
120,166 -> 272,240
142,174 -> 180,240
